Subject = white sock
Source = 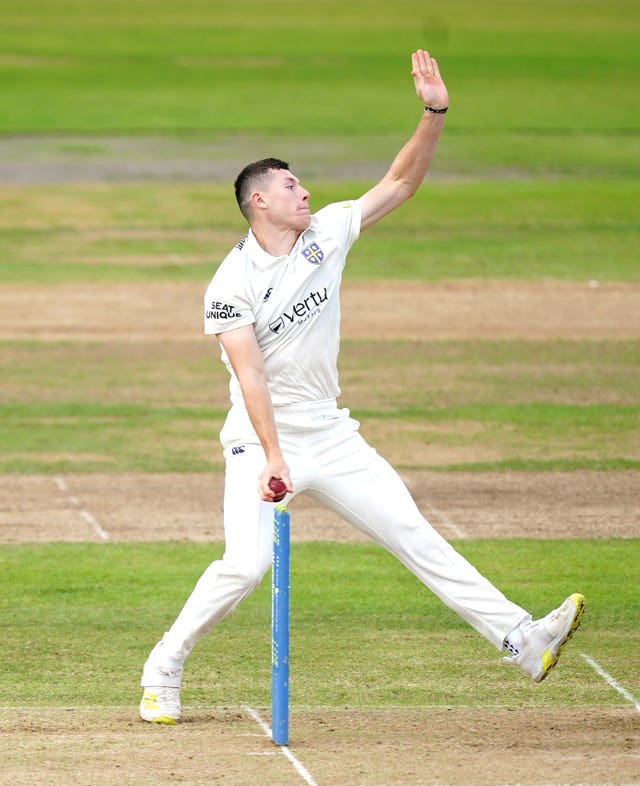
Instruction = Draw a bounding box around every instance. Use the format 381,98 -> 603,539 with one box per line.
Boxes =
503,617 -> 531,656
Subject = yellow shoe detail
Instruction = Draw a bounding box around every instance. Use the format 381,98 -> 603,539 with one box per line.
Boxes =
538,593 -> 585,681
141,690 -> 178,724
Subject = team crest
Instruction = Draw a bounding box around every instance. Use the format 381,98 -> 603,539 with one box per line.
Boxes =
302,242 -> 324,265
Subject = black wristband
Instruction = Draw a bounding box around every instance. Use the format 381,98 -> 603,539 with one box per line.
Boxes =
425,105 -> 448,114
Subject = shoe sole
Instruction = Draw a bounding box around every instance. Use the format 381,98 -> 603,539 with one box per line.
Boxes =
537,593 -> 585,683
140,713 -> 179,725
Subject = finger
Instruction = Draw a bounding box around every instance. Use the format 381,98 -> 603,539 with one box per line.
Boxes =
271,469 -> 293,493
431,56 -> 441,79
410,50 -> 420,77
259,481 -> 271,501
412,49 -> 424,72
417,49 -> 430,73
258,473 -> 274,501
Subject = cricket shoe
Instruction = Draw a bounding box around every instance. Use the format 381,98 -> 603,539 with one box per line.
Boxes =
503,593 -> 585,683
139,686 -> 182,724
139,641 -> 183,723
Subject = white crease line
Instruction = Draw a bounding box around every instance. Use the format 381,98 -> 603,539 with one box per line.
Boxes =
54,477 -> 68,493
243,705 -> 318,786
401,475 -> 467,539
79,509 -> 110,541
53,476 -> 109,541
580,652 -> 640,713
421,499 -> 467,539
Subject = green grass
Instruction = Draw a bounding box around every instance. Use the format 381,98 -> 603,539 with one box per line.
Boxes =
1,179 -> 638,284
5,338 -> 639,408
1,0 -> 639,134
0,402 -> 226,473
358,403 -> 640,471
0,1 -> 637,293
349,179 -> 640,282
341,339 -> 640,409
2,339 -> 639,472
2,399 -> 635,474
0,539 -> 637,708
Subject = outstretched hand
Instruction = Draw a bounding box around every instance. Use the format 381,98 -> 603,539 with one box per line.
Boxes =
411,49 -> 448,111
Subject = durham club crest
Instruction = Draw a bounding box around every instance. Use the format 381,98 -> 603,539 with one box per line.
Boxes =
302,242 -> 324,265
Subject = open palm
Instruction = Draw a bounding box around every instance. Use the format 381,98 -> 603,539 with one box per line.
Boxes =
411,49 -> 448,110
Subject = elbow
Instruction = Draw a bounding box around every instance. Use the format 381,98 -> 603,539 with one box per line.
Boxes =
404,181 -> 421,200
395,178 -> 420,205
383,170 -> 420,204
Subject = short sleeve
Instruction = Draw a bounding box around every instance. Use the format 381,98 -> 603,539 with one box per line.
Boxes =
203,271 -> 255,336
313,200 -> 361,254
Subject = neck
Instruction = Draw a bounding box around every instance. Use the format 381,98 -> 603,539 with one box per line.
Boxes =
251,223 -> 301,257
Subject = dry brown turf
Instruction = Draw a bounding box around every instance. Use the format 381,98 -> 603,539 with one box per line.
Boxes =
1,470 -> 639,544
2,280 -> 639,342
2,707 -> 638,786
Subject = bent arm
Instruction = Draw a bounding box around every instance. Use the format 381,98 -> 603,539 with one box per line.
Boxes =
217,325 -> 292,501
360,50 -> 448,232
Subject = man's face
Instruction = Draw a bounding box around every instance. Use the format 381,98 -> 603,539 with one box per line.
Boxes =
258,169 -> 311,232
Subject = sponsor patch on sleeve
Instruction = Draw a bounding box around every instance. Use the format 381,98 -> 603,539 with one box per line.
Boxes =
205,300 -> 242,320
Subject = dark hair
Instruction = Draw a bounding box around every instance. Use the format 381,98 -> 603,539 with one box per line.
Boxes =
234,158 -> 290,220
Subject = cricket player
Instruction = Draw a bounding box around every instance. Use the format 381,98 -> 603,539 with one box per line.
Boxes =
140,50 -> 585,724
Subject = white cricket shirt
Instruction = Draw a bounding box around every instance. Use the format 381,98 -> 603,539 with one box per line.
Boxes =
204,199 -> 361,408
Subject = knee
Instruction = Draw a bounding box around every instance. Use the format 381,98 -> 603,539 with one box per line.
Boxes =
234,565 -> 265,594
221,557 -> 270,595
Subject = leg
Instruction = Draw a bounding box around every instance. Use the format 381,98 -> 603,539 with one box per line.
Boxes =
303,419 -> 585,679
304,424 -> 528,649
140,444 -> 273,721
158,452 -> 274,662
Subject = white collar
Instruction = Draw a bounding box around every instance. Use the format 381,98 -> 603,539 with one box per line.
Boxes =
246,226 -> 311,269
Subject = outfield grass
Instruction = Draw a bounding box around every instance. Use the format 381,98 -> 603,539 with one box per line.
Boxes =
1,179 -> 638,284
2,339 -> 639,473
5,339 -> 639,408
0,539 -> 637,709
2,0 -> 639,134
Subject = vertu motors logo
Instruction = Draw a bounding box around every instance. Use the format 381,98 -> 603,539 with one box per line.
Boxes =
268,287 -> 328,334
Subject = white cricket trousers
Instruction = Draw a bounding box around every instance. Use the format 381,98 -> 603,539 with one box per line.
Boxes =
159,400 -> 528,663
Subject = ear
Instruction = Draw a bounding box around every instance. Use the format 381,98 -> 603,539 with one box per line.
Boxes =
250,190 -> 267,211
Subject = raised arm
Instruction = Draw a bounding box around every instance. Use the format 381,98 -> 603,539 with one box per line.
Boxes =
217,325 -> 292,501
359,49 -> 448,232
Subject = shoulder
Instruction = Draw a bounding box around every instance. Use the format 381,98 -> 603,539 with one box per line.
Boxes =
204,234 -> 254,304
310,200 -> 361,250
313,200 -> 361,226
203,235 -> 257,334
209,234 -> 250,281
232,233 -> 250,254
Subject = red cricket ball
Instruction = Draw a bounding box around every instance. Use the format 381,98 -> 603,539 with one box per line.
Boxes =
268,477 -> 287,502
